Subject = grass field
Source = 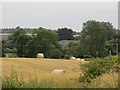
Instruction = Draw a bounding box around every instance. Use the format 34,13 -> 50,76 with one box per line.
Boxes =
1,58 -> 118,88
2,58 -> 81,80
1,58 -> 83,88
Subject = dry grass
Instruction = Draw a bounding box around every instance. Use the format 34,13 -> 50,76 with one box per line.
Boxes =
89,72 -> 118,88
1,58 -> 118,88
1,58 -> 81,80
1,58 -> 83,88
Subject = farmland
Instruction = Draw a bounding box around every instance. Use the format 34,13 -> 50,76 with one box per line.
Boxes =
1,2 -> 119,89
2,58 -> 83,88
2,58 -> 81,80
1,57 -> 118,88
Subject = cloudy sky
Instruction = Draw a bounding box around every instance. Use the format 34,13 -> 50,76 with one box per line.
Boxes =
2,2 -> 118,32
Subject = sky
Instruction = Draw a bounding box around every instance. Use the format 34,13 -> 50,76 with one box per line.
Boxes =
2,2 -> 118,32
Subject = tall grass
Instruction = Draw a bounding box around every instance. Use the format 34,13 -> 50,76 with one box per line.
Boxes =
2,56 -> 118,88
2,68 -> 118,88
79,55 -> 118,88
2,68 -> 82,88
89,72 -> 118,88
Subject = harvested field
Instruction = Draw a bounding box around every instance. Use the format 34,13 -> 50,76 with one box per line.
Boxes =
1,58 -> 82,80
1,58 -> 118,88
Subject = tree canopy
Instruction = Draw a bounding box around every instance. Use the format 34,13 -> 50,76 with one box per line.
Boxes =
58,28 -> 74,40
27,27 -> 58,57
2,20 -> 119,58
79,20 -> 117,57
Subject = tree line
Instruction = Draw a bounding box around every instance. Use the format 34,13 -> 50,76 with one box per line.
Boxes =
2,20 -> 120,58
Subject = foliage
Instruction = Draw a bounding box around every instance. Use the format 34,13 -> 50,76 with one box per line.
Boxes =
17,35 -> 32,57
6,27 -> 58,58
65,42 -> 79,57
58,28 -> 74,40
28,27 -> 58,58
5,53 -> 17,58
3,67 -> 24,88
3,21 -> 119,58
2,40 -> 14,57
7,27 -> 30,57
4,48 -> 17,53
8,27 -> 27,46
106,39 -> 118,55
4,47 -> 17,57
50,49 -> 63,59
118,30 -> 120,53
79,56 -> 118,83
79,20 -> 118,57
64,54 -> 71,59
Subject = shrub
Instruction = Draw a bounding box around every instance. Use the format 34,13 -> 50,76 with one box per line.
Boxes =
5,53 -> 17,58
64,54 -> 71,59
50,49 -> 63,59
4,48 -> 17,53
79,56 -> 118,83
3,67 -> 24,88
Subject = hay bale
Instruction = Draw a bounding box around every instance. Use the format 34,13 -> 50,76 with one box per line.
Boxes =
37,53 -> 44,58
80,59 -> 85,61
70,57 -> 76,60
79,59 -> 86,64
76,58 -> 80,61
52,69 -> 65,74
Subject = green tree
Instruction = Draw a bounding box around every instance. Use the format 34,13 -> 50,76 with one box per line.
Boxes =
118,30 -> 120,53
50,49 -> 63,59
29,27 -> 58,58
79,20 -> 108,57
8,27 -> 31,57
8,27 -> 27,48
58,28 -> 74,40
106,39 -> 118,55
2,40 -> 8,57
66,42 -> 79,57
17,35 -> 32,57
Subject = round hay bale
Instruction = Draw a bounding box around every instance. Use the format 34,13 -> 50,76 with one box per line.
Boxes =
52,69 -> 65,75
70,57 -> 76,60
76,58 -> 81,60
80,59 -> 85,61
37,53 -> 44,58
